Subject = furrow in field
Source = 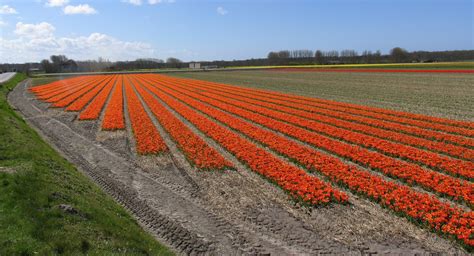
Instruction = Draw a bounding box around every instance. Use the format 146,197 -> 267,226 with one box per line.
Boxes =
133,75 -> 348,206
66,75 -> 115,111
141,74 -> 474,205
165,78 -> 474,178
52,76 -> 110,108
166,75 -> 474,130
166,78 -> 473,159
137,74 -> 474,248
129,76 -> 233,170
101,75 -> 125,130
78,75 -> 118,120
122,76 -> 167,154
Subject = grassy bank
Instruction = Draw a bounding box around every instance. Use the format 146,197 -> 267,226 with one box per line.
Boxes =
0,73 -> 173,255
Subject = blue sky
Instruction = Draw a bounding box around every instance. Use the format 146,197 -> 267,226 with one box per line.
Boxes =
0,0 -> 472,63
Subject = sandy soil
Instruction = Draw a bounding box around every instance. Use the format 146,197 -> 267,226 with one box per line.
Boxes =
8,79 -> 467,255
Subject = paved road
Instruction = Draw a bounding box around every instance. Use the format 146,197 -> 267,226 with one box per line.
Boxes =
0,72 -> 16,83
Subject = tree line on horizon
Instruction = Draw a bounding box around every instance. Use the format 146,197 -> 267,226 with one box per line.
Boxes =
1,48 -> 473,73
255,47 -> 474,66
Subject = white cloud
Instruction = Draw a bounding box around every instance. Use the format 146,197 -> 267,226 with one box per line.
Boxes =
216,6 -> 228,15
1,21 -> 156,63
124,0 -> 174,6
63,4 -> 97,15
0,20 -> 7,27
15,22 -> 55,38
0,5 -> 17,14
123,0 -> 142,6
148,0 -> 175,4
45,0 -> 69,7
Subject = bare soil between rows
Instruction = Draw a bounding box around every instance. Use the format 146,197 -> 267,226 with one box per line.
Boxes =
8,79 -> 466,255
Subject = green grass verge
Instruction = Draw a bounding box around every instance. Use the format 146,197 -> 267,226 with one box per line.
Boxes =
0,73 -> 173,255
29,76 -> 69,86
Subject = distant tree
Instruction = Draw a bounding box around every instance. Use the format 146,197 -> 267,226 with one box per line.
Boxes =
329,50 -> 339,59
339,49 -> 358,63
267,51 -> 279,60
63,59 -> 78,72
340,49 -> 354,57
39,55 -> 75,73
390,47 -> 409,63
290,49 -> 313,59
314,50 -> 324,64
50,55 -> 68,65
374,50 -> 382,63
166,57 -> 182,68
362,50 -> 374,63
324,50 -> 339,63
277,50 -> 290,59
41,59 -> 53,73
166,57 -> 182,64
7,48 -> 474,73
136,58 -> 164,64
49,55 -> 67,72
267,51 -> 289,65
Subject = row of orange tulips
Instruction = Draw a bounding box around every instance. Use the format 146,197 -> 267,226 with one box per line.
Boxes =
30,75 -> 96,97
140,74 -> 473,248
101,75 -> 125,130
145,75 -> 473,206
130,76 -> 233,169
37,76 -> 98,102
171,75 -> 474,130
162,77 -> 474,178
176,78 -> 473,160
65,76 -> 114,111
123,77 -> 167,154
52,76 -> 110,108
78,76 -> 117,120
134,75 -> 348,205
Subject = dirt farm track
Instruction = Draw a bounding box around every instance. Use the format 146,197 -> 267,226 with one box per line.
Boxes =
8,74 -> 471,255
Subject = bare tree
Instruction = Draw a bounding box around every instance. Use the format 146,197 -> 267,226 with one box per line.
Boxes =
290,49 -> 313,58
278,50 -> 290,59
374,50 -> 382,63
362,50 -> 374,63
315,50 -> 324,64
